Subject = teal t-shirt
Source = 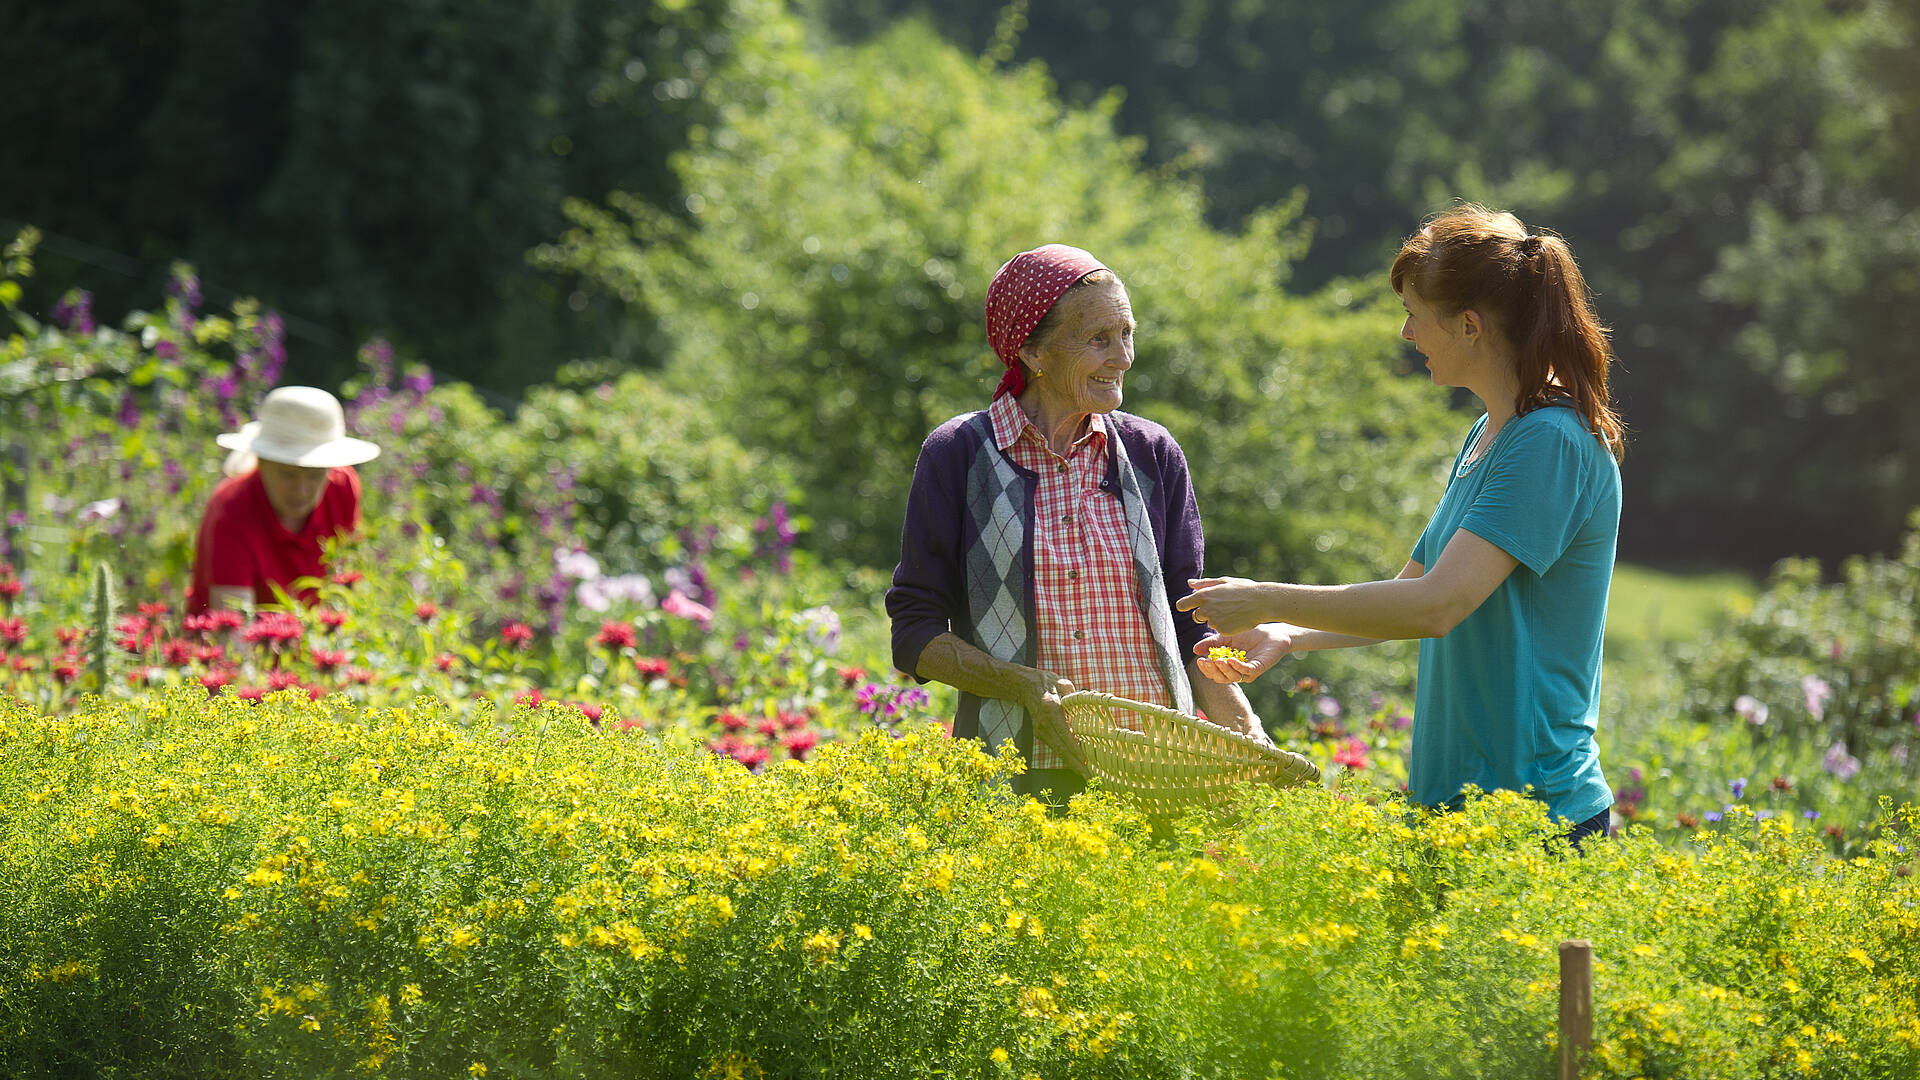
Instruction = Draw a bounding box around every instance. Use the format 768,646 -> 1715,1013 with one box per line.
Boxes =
1408,404 -> 1619,825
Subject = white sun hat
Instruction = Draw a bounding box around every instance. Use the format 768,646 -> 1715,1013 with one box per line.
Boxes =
216,386 -> 381,468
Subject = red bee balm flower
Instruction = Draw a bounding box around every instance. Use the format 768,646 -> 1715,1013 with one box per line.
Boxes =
0,579 -> 24,602
499,622 -> 534,649
311,648 -> 349,673
594,621 -> 637,650
315,608 -> 348,631
332,570 -> 363,587
433,653 -> 458,672
782,729 -> 820,759
414,602 -> 439,622
0,616 -> 25,647
635,656 -> 670,678
1332,737 -> 1371,771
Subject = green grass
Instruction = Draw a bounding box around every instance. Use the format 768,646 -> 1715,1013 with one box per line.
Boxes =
1605,562 -> 1755,655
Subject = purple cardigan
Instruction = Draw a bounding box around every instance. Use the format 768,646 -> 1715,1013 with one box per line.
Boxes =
886,408 -> 1210,761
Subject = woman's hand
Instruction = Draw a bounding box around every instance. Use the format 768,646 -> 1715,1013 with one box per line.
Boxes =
1192,624 -> 1297,685
1022,668 -> 1087,775
1176,577 -> 1275,636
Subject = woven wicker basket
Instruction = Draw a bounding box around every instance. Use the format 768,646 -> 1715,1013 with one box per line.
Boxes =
1059,690 -> 1321,814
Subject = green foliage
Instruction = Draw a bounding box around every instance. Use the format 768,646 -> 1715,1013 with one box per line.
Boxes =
548,17 -> 1462,597
0,0 -> 784,390
4,693 -> 1919,1077
798,0 -> 1920,567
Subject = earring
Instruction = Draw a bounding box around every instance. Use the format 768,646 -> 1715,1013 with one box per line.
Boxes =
1031,369 -> 1045,378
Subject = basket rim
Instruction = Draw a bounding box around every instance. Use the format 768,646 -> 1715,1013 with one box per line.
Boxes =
1059,689 -> 1319,779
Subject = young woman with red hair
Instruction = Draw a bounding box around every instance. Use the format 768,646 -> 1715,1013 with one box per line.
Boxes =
1179,204 -> 1625,847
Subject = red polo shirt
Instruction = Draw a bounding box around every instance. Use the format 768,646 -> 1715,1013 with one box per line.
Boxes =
187,466 -> 362,613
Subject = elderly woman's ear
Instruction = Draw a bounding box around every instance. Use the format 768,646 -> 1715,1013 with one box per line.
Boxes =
1017,341 -> 1045,381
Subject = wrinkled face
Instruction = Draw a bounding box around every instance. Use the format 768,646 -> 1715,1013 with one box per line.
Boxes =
1022,279 -> 1135,417
1398,285 -> 1472,387
257,459 -> 330,524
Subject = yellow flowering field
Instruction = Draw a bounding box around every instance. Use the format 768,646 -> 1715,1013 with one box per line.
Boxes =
2,690 -> 1917,1078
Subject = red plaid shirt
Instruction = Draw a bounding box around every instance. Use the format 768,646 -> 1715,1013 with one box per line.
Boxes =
989,394 -> 1170,768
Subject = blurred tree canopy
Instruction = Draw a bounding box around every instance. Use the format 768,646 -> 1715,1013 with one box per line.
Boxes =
0,0 -> 770,392
799,0 -> 1920,567
3,0 -> 1916,568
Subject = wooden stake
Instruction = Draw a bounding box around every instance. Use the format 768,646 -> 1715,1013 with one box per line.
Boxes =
1558,939 -> 1593,1080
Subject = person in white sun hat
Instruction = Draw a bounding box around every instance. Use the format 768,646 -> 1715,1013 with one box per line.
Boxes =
187,386 -> 381,613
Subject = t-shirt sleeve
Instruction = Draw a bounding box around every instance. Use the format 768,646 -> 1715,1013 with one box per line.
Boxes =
1458,418 -> 1594,577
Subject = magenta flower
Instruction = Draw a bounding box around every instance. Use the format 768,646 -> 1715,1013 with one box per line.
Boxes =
1733,695 -> 1769,726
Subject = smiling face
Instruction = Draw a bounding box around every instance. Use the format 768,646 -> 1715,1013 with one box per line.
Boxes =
1398,284 -> 1477,388
1021,278 -> 1135,419
257,459 -> 331,526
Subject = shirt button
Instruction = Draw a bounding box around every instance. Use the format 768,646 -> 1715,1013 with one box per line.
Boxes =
1067,569 -> 1078,580
1060,514 -> 1072,525
1056,463 -> 1068,474
1072,630 -> 1084,641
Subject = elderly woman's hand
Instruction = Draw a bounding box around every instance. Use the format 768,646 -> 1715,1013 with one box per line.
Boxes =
1021,668 -> 1088,775
1176,577 -> 1276,636
1193,624 -> 1297,685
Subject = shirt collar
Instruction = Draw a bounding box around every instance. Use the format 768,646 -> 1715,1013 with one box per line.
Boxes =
987,392 -> 1107,454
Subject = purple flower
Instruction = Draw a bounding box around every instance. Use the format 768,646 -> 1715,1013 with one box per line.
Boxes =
360,338 -> 395,387
52,290 -> 95,334
155,339 -> 179,361
1734,695 -> 1769,726
167,267 -> 202,310
1804,809 -> 1820,820
116,390 -> 141,428
1822,740 -> 1860,782
1802,675 -> 1832,722
1704,810 -> 1723,823
1315,695 -> 1343,719
403,370 -> 434,395
1729,777 -> 1747,799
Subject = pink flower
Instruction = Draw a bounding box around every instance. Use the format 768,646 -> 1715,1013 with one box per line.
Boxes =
574,702 -> 603,722
661,589 -> 713,628
0,616 -> 25,647
1733,695 -> 1769,726
199,668 -> 234,694
1823,740 -> 1860,781
635,656 -> 670,679
332,570 -> 364,587
315,608 -> 348,631
344,666 -> 376,686
1802,675 -> 1832,722
499,622 -> 535,649
311,648 -> 349,673
414,601 -> 439,622
266,670 -> 303,692
433,652 -> 458,672
53,656 -> 82,684
1332,737 -> 1370,771
515,687 -> 545,708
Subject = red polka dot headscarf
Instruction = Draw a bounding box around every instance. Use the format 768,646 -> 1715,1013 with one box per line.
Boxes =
984,244 -> 1110,400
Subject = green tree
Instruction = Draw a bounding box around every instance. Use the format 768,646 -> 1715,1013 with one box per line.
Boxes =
547,16 -> 1462,591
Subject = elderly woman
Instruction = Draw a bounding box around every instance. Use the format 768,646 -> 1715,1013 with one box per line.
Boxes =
187,385 -> 381,613
887,244 -> 1261,803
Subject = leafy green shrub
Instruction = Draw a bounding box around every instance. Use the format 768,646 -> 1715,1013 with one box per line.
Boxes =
546,17 -> 1463,589
4,691 -> 1917,1078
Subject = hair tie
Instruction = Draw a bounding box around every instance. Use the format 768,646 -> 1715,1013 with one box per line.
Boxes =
1519,234 -> 1545,257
